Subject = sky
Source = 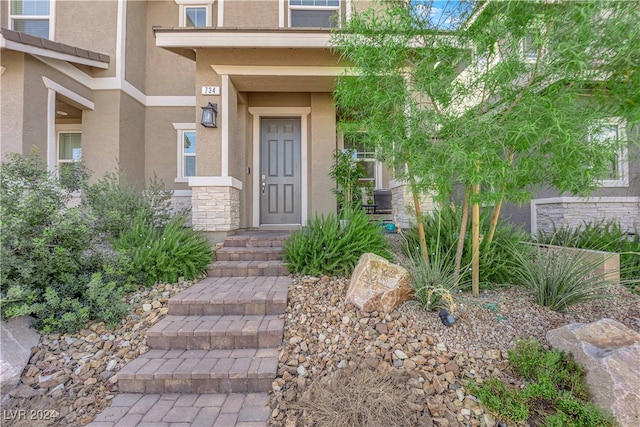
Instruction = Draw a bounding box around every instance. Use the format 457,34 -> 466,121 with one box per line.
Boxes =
412,0 -> 477,30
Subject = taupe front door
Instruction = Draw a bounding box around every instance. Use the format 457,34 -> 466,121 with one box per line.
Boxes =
260,118 -> 301,224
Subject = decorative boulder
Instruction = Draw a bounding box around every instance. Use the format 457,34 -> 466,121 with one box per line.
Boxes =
345,253 -> 414,313
546,318 -> 640,427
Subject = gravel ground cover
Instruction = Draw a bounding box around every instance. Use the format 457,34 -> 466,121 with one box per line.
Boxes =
269,234 -> 640,427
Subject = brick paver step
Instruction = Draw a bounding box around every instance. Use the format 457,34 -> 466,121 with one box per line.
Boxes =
207,260 -> 288,278
223,232 -> 289,248
216,246 -> 283,262
168,276 -> 289,316
118,348 -> 279,394
147,314 -> 284,350
87,392 -> 271,427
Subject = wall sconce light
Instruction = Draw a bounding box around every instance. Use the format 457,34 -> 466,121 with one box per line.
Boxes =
200,102 -> 218,128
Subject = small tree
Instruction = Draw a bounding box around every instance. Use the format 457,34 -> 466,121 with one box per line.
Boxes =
329,148 -> 366,213
333,0 -> 639,295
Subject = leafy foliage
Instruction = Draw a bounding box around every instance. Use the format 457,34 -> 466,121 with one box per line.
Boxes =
508,245 -> 612,312
82,172 -> 175,241
116,214 -> 213,287
329,149 -> 366,212
283,208 -> 392,277
403,205 -> 530,288
472,338 -> 615,426
537,220 -> 640,291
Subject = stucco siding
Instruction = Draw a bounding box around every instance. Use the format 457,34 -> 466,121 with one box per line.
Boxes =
196,52 -> 222,176
310,92 -> 336,217
225,1 -> 279,28
82,90 -> 121,180
118,93 -> 146,188
1,51 -> 25,160
55,0 -> 118,78
125,0 -> 147,93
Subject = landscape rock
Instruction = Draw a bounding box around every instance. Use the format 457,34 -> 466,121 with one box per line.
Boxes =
345,253 -> 414,313
547,318 -> 640,427
0,316 -> 40,398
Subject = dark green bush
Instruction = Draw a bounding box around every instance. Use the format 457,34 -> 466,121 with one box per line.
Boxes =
536,219 -> 640,291
116,214 -> 213,287
403,204 -> 530,288
283,208 -> 393,276
472,338 -> 615,426
82,172 -> 175,241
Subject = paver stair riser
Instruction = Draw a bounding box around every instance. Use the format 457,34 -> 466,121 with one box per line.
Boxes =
118,349 -> 278,394
147,314 -> 284,350
167,276 -> 289,316
216,247 -> 283,262
222,234 -> 288,248
208,261 -> 288,278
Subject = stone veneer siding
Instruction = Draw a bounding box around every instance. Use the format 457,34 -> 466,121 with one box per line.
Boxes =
390,183 -> 436,229
534,198 -> 639,234
190,186 -> 240,232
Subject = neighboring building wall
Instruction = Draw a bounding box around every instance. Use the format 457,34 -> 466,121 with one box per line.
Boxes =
533,198 -> 640,235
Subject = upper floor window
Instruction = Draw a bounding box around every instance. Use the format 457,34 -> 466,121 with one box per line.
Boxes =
289,0 -> 340,28
175,1 -> 212,27
10,0 -> 51,39
173,123 -> 197,181
589,119 -> 628,187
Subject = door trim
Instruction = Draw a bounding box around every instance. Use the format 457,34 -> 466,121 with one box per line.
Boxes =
249,107 -> 310,227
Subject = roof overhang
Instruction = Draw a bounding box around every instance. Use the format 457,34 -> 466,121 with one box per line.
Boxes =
1,27 -> 110,69
154,27 -> 333,51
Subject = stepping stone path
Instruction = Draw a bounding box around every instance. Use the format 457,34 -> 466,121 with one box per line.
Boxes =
88,231 -> 290,427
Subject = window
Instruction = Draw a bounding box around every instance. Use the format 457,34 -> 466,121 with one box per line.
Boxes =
185,7 -> 206,27
173,123 -> 197,181
343,132 -> 380,189
10,0 -> 51,39
589,120 -> 628,187
522,33 -> 538,62
289,0 -> 340,28
57,131 -> 82,190
175,1 -> 212,27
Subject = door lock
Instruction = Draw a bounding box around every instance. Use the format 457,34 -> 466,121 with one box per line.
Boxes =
261,175 -> 266,195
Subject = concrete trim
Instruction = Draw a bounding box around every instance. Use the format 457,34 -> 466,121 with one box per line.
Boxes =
211,65 -> 352,76
217,0 -> 224,27
249,107 -> 310,227
279,0 -> 285,27
221,74 -> 229,176
188,176 -> 243,190
155,30 -> 331,48
172,189 -> 193,197
41,77 -> 95,110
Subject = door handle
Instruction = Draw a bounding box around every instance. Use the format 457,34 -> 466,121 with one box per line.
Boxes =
261,175 -> 266,195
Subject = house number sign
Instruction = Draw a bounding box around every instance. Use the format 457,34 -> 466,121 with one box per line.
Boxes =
201,86 -> 220,95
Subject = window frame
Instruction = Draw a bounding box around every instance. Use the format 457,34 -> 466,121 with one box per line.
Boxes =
589,118 -> 629,188
56,125 -> 82,193
339,131 -> 382,190
175,0 -> 212,27
288,0 -> 341,28
173,123 -> 197,182
9,0 -> 54,39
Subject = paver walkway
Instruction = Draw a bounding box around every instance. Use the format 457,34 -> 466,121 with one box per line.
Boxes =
87,231 -> 290,427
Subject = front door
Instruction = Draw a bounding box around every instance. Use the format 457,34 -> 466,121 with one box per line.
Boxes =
260,118 -> 301,224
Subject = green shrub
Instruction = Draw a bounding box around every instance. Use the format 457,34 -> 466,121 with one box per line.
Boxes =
116,214 -> 213,287
283,208 -> 393,276
82,172 -> 175,241
403,204 -> 530,288
410,249 -> 459,312
508,245 -> 611,311
537,219 -> 639,291
473,338 -> 616,426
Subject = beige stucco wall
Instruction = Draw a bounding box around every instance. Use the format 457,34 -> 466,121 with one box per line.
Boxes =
144,106 -> 194,189
55,1 -> 118,78
82,90 -> 121,180
310,93 -> 337,217
125,0 -> 147,93
145,1 -> 195,96
118,93 -> 146,188
225,1 -> 279,28
1,51 -> 26,160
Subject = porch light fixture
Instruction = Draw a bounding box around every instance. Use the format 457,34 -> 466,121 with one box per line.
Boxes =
200,102 -> 218,128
